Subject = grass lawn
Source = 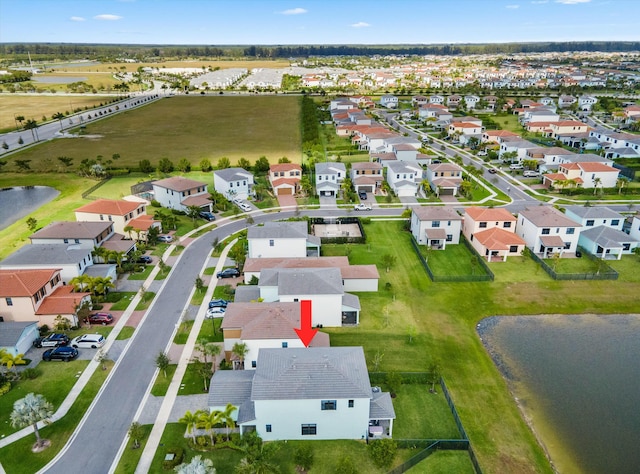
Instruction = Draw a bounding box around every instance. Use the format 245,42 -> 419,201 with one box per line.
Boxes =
203,266 -> 216,276
420,243 -> 491,278
488,256 -> 551,283
0,360 -> 113,474
116,326 -> 136,340
155,264 -> 171,280
191,287 -> 208,306
113,423 -> 154,474
375,194 -> 401,204
5,96 -> 303,171
127,264 -> 154,280
197,317 -> 223,343
606,255 -> 640,282
179,362 -> 213,396
174,320 -> 195,345
68,59 -> 291,74
135,291 -> 155,310
106,291 -> 137,311
407,450 -> 476,474
150,364 -> 178,397
322,220 -> 640,474
213,284 -> 235,301
0,360 -> 89,438
252,197 -> 278,210
543,256 -> 612,274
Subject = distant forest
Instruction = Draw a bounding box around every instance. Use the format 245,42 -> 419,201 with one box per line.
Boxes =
1,42 -> 640,60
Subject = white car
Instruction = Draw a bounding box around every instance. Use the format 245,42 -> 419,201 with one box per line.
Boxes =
157,234 -> 173,243
70,333 -> 106,349
237,201 -> 251,212
354,203 -> 372,211
206,307 -> 226,318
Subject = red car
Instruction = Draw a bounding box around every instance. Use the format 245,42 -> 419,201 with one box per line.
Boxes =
86,312 -> 114,325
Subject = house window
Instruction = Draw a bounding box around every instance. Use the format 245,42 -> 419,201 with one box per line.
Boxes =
542,228 -> 550,235
479,222 -> 487,228
251,361 -> 257,368
100,214 -> 104,221
5,297 -> 12,306
269,239 -> 274,247
446,234 -> 453,242
470,235 -> 474,241
623,243 -> 631,251
266,425 -> 272,433
586,219 -> 594,227
321,400 -> 337,410
432,221 -> 440,228
230,182 -> 233,188
567,228 -> 575,235
564,242 -> 571,249
503,222 -> 512,228
348,400 -> 354,408
75,239 -> 80,244
301,424 -> 317,436
611,219 -> 620,226
282,342 -> 288,348
509,245 -> 519,253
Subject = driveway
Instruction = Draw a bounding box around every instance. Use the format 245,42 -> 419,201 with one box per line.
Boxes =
319,194 -> 337,208
276,194 -> 297,208
399,195 -> 418,205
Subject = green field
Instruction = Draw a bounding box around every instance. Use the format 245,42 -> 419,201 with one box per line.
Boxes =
3,96 -> 302,172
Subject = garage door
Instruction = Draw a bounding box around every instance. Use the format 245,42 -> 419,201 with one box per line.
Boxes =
358,185 -> 373,193
439,188 -> 454,195
321,191 -> 334,197
277,187 -> 293,195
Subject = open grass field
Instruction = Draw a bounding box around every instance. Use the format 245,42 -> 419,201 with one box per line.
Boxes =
62,59 -> 291,73
419,242 -> 491,278
4,96 -> 302,171
323,220 -> 640,474
0,95 -> 113,132
20,72 -> 121,94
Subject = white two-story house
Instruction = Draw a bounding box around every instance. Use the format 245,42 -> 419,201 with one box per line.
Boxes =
213,167 -> 254,200
152,177 -> 210,212
385,161 -> 421,197
517,206 -> 581,257
315,162 -> 346,197
247,221 -> 320,259
410,207 -> 462,249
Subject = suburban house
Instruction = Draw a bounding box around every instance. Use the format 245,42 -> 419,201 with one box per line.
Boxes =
558,95 -> 577,108
213,167 -> 255,200
628,213 -> 640,242
269,164 -> 302,196
542,162 -> 619,190
448,122 -> 483,145
426,163 -> 463,196
379,94 -> 398,109
74,199 -> 161,240
242,256 -> 379,292
410,207 -> 462,249
578,226 -> 638,260
0,244 -> 95,284
517,206 -> 581,257
385,161 -> 421,197
152,177 -> 210,212
315,162 -> 346,197
463,207 -> 525,262
548,121 -> 590,139
564,206 -> 625,231
208,347 -> 395,441
481,130 -> 521,144
351,162 -> 383,194
30,221 -> 115,249
0,269 -> 91,327
578,95 -> 598,111
247,222 -> 320,259
499,139 -> 538,162
234,267 -> 360,326
0,321 -> 39,357
220,302 -> 330,369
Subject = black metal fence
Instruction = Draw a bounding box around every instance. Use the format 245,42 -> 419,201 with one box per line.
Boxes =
528,246 -> 618,280
81,177 -> 111,200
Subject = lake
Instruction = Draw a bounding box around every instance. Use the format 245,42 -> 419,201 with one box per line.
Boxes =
479,314 -> 640,474
0,186 -> 60,230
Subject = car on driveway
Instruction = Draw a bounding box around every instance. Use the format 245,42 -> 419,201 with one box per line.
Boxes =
217,268 -> 240,279
354,203 -> 372,211
158,235 -> 173,243
235,201 -> 251,212
33,333 -> 70,348
70,334 -> 106,349
358,191 -> 367,200
488,168 -> 498,174
42,346 -> 79,362
208,299 -> 228,309
137,255 -> 153,264
199,211 -> 216,221
86,313 -> 114,325
206,307 -> 226,318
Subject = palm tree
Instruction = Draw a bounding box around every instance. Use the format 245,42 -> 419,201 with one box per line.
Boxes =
196,339 -> 222,373
52,112 -> 65,131
593,177 -> 602,196
92,276 -> 114,299
124,225 -> 134,240
186,205 -> 202,225
69,274 -> 92,292
198,410 -> 223,445
231,342 -> 249,370
0,350 -> 26,376
178,410 -> 202,442
220,403 -> 237,441
10,393 -> 54,450
24,119 -> 39,142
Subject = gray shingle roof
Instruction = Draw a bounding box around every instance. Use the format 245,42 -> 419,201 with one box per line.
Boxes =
519,206 -> 581,228
214,167 -> 253,182
580,226 -> 638,248
315,162 -> 346,175
0,244 -> 91,266
248,221 -> 309,240
251,347 -> 372,401
0,321 -> 37,348
30,221 -> 112,240
370,391 -> 396,420
565,206 -> 623,220
413,207 -> 462,222
233,285 -> 261,303
260,268 -> 344,295
208,370 -> 255,407
342,293 -> 361,311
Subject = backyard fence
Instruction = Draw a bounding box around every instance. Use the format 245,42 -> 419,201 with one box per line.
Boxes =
81,177 -> 111,200
528,247 -> 618,281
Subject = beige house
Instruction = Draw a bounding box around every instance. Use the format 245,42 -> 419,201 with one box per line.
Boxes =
269,164 -> 302,196
426,163 -> 463,196
463,207 -> 525,262
75,199 -> 158,239
548,121 -> 589,138
350,162 -> 383,194
0,269 -> 90,327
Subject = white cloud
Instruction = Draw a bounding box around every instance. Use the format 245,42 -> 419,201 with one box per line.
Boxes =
556,0 -> 591,4
93,14 -> 123,21
70,16 -> 86,22
531,0 -> 549,3
279,8 -> 307,15
506,4 -> 520,8
351,21 -> 371,28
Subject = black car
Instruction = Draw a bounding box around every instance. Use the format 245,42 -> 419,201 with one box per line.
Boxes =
42,346 -> 79,362
33,333 -> 70,348
217,268 -> 240,279
199,211 -> 216,222
358,191 -> 367,200
137,255 -> 153,264
208,299 -> 229,309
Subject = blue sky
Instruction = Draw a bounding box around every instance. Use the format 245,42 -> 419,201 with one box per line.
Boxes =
1,0 -> 639,45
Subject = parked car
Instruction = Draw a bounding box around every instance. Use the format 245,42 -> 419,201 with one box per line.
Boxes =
208,299 -> 228,309
86,312 -> 114,325
236,201 -> 251,212
432,159 -> 442,164
33,333 -> 70,348
137,255 -> 153,264
509,164 -> 524,170
358,191 -> 368,200
217,268 -> 240,279
42,346 -> 79,362
158,235 -> 173,243
199,211 -> 216,221
477,150 -> 488,156
354,203 -> 372,211
206,307 -> 226,318
523,170 -> 540,177
488,168 -> 498,174
70,334 -> 106,349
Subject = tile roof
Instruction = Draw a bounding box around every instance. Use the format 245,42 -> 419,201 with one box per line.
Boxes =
271,178 -> 300,188
539,235 -> 567,248
30,221 -> 113,240
35,285 -> 90,315
473,227 -> 526,250
269,163 -> 302,173
214,167 -> 253,182
0,244 -> 91,266
208,370 -> 255,407
0,269 -> 59,296
520,206 -> 581,228
250,347 -> 372,401
101,234 -> 136,253
261,267 -> 344,296
428,163 -> 463,172
564,206 -> 623,220
181,195 -> 212,207
464,207 -> 516,222
580,226 -> 638,248
315,162 -> 346,174
152,176 -> 207,192
413,207 -> 462,222
0,321 -> 38,348
129,214 -> 159,231
248,221 -> 308,240
370,391 -> 396,420
75,199 -> 142,216
352,162 -> 382,170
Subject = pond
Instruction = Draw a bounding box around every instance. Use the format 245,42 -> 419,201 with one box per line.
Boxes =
0,186 -> 60,230
479,314 -> 640,474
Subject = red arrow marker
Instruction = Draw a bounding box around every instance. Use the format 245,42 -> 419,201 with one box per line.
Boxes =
295,300 -> 318,348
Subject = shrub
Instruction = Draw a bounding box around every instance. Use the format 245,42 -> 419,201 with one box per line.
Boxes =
368,438 -> 397,469
294,444 -> 314,471
20,368 -> 40,380
335,455 -> 358,474
0,381 -> 11,396
38,324 -> 50,336
150,199 -> 161,207
161,447 -> 184,470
